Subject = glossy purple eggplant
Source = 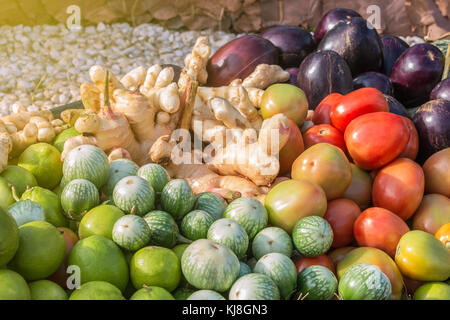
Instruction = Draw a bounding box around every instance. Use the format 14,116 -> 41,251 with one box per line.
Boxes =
206,35 -> 279,87
297,50 -> 353,110
317,17 -> 384,76
353,72 -> 393,95
380,36 -> 409,76
314,8 -> 361,41
390,43 -> 444,108
285,67 -> 299,86
430,78 -> 450,101
413,99 -> 450,162
384,94 -> 409,118
260,26 -> 315,68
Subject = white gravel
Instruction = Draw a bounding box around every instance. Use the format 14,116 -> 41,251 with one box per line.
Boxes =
0,22 -> 239,116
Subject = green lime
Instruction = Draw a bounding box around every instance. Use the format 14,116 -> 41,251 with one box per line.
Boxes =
172,244 -> 189,287
69,281 -> 125,300
130,286 -> 175,300
18,143 -> 62,189
53,127 -> 80,153
0,269 -> 30,300
0,207 -> 19,266
29,280 -> 68,300
0,165 -> 37,197
78,205 -> 124,240
21,186 -> 67,227
130,246 -> 181,292
0,177 -> 15,211
9,221 -> 66,281
68,235 -> 129,291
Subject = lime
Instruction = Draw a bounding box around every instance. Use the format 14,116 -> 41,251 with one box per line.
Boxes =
78,205 -> 125,240
130,286 -> 175,300
53,127 -> 80,153
0,269 -> 30,300
0,207 -> 19,266
0,177 -> 15,211
172,244 -> 189,286
29,280 -> 68,300
130,246 -> 181,292
9,221 -> 66,280
69,281 -> 125,300
0,165 -> 37,197
21,186 -> 67,227
68,235 -> 129,291
18,143 -> 63,189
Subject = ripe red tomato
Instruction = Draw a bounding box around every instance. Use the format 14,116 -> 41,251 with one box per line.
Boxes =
328,247 -> 356,266
330,88 -> 389,132
344,112 -> 409,170
323,199 -> 361,248
397,117 -> 419,160
353,207 -> 410,258
278,119 -> 304,175
312,93 -> 343,125
294,255 -> 335,274
303,124 -> 347,153
372,158 -> 425,220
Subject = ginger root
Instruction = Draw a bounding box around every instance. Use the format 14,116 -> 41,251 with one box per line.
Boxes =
178,36 -> 211,91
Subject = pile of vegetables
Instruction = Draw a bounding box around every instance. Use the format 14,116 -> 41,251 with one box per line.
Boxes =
0,7 -> 449,301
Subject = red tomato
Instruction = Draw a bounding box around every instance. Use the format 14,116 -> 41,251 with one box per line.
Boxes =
294,255 -> 335,274
323,199 -> 361,248
344,112 -> 409,170
303,124 -> 347,153
330,88 -> 389,132
397,117 -> 419,160
279,119 -> 304,175
312,93 -> 343,125
372,158 -> 425,220
353,207 -> 410,258
328,247 -> 356,266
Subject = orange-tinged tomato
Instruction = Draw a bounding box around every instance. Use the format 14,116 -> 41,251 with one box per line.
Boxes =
330,88 -> 389,132
291,143 -> 352,200
265,179 -> 327,234
337,247 -> 404,300
312,93 -> 343,125
353,207 -> 410,258
422,148 -> 450,197
294,255 -> 335,275
372,158 -> 425,220
397,117 -> 419,160
344,112 -> 409,170
303,124 -> 347,153
328,247 -> 356,266
435,223 -> 450,249
341,164 -> 373,210
278,119 -> 304,175
412,194 -> 450,235
323,199 -> 361,248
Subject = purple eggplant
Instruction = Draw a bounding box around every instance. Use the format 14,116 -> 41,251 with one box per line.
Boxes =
380,36 -> 409,76
314,8 -> 361,41
260,26 -> 315,68
430,78 -> 450,101
285,67 -> 299,86
297,50 -> 353,110
384,94 -> 409,118
206,35 -> 279,87
413,99 -> 450,162
317,17 -> 384,76
390,43 -> 444,108
353,72 -> 393,95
